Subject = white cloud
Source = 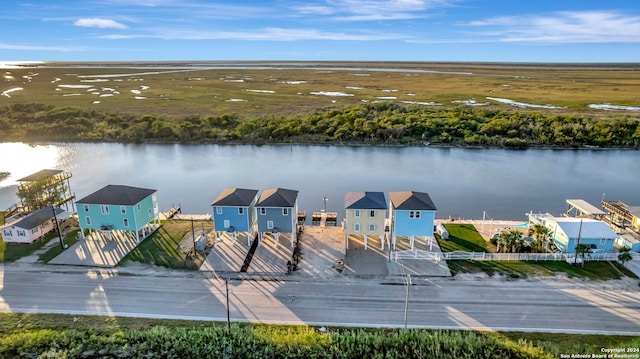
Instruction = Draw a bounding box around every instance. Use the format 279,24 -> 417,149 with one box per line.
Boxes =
294,0 -> 453,21
74,18 -> 128,29
99,27 -> 406,41
0,43 -> 77,51
465,11 -> 640,43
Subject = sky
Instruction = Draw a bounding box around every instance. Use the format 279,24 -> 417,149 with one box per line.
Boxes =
1,0 -> 639,63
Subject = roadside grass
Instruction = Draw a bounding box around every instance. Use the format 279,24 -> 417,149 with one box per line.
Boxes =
120,220 -> 213,270
0,232 -> 59,263
438,224 -> 637,280
0,313 -> 637,358
439,223 -> 489,252
446,259 -> 637,280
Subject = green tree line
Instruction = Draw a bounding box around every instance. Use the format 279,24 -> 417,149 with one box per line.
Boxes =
1,103 -> 639,148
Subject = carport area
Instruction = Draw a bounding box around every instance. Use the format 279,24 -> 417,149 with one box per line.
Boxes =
49,227 -> 157,267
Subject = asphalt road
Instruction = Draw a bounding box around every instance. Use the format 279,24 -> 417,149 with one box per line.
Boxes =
1,265 -> 639,335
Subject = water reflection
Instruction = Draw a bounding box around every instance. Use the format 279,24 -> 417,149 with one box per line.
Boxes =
0,143 -> 638,221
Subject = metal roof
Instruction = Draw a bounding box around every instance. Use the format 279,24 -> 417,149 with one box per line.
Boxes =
256,188 -> 298,207
554,218 -> 618,239
76,185 -> 156,205
211,188 -> 259,206
5,207 -> 64,230
565,199 -> 606,215
344,191 -> 387,209
389,191 -> 437,210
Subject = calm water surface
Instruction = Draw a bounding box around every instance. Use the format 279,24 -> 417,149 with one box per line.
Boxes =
0,143 -> 638,221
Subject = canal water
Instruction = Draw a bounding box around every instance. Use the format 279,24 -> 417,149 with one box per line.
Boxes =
0,142 -> 637,221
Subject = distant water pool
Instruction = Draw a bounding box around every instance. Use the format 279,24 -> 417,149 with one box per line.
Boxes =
0,143 -> 638,222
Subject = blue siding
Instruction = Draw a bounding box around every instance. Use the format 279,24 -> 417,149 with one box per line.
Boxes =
212,206 -> 250,232
553,236 -> 615,254
393,210 -> 435,237
257,207 -> 293,232
80,194 -> 156,231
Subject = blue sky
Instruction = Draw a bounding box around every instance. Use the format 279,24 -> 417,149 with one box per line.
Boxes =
1,0 -> 639,62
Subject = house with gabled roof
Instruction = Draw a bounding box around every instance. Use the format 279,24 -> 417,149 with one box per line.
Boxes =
0,206 -> 65,243
255,188 -> 299,246
76,184 -> 159,243
389,191 -> 437,250
211,188 -> 259,245
344,191 -> 387,250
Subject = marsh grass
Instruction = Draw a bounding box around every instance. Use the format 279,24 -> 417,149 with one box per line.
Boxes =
3,63 -> 640,118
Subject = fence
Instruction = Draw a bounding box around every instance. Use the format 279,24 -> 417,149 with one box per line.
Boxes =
392,250 -> 621,262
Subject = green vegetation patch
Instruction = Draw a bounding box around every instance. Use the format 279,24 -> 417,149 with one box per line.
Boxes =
0,231 -> 60,263
121,220 -> 212,269
0,313 -> 637,359
439,223 -> 489,252
447,260 -> 637,280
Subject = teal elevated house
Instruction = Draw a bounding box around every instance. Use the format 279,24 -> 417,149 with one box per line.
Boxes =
211,188 -> 259,245
388,191 -> 437,250
255,188 -> 299,247
76,185 -> 159,242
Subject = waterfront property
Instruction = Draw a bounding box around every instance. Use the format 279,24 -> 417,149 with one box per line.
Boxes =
388,191 -> 437,250
16,169 -> 76,213
211,188 -> 259,245
528,213 -> 617,254
255,188 -> 299,247
344,191 -> 387,250
76,185 -> 159,243
0,206 -> 65,243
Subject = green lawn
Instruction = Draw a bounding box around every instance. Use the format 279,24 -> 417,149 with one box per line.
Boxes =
437,224 -> 637,280
1,229 -> 80,263
120,220 -> 213,270
439,223 -> 489,252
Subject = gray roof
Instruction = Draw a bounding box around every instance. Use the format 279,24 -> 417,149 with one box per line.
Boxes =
256,188 -> 298,207
389,191 -> 437,211
17,169 -> 64,182
10,207 -> 64,230
76,185 -> 156,205
211,188 -> 259,206
345,192 -> 387,210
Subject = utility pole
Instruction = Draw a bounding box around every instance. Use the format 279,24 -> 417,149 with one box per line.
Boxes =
322,196 -> 327,213
191,218 -> 196,255
404,274 -> 411,328
51,206 -> 64,249
574,219 -> 582,265
226,278 -> 231,335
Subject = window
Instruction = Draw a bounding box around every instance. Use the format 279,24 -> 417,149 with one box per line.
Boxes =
238,207 -> 244,215
84,204 -> 89,212
86,216 -> 91,225
600,238 -> 606,244
370,210 -> 375,218
17,230 -> 26,236
415,211 -> 421,218
3,229 -> 11,237
409,211 -> 414,218
216,207 -> 223,214
31,228 -> 38,234
354,223 -> 360,232
260,208 -> 266,215
123,218 -> 129,227
410,211 -> 421,219
224,220 -> 230,228
355,209 -> 360,218
267,220 -> 274,229
369,224 -> 375,232
283,208 -> 289,216
148,208 -> 152,217
137,203 -> 141,211
120,206 -> 126,214
100,205 -> 109,214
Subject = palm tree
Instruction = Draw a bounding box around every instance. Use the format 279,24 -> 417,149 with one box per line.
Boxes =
499,229 -> 523,253
618,246 -> 633,266
532,223 -> 551,253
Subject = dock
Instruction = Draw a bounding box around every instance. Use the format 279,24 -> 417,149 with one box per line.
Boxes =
312,212 -> 338,227
159,205 -> 181,220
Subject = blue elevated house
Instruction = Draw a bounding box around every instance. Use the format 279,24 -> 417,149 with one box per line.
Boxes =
211,188 -> 259,245
76,185 -> 159,243
255,188 -> 299,247
388,191 -> 437,250
528,214 -> 617,254
344,191 -> 387,250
